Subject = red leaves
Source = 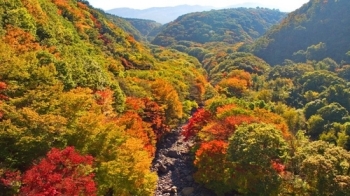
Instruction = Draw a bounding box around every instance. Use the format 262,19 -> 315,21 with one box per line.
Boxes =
195,140 -> 228,162
271,160 -> 286,174
182,108 -> 212,140
193,140 -> 236,194
142,98 -> 169,139
126,97 -> 145,111
1,170 -> 21,188
125,97 -> 169,140
207,115 -> 256,140
90,15 -> 102,29
0,82 -> 7,101
95,89 -> 113,106
20,147 -> 96,196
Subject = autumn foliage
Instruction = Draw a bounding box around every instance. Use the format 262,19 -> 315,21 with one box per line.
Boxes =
20,147 -> 96,195
1,147 -> 97,195
182,108 -> 212,140
193,140 -> 236,195
3,0 -> 350,196
0,82 -> 6,119
183,98 -> 292,195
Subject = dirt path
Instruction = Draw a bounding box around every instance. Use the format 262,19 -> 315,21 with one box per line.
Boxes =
151,128 -> 216,196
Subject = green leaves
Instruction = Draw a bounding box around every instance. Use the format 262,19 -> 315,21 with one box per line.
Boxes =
228,123 -> 289,195
228,123 -> 290,167
295,140 -> 350,195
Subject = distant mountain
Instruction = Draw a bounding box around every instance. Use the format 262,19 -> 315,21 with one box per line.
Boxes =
124,18 -> 164,42
106,15 -> 163,42
151,8 -> 286,46
228,2 -> 267,9
251,0 -> 350,65
106,14 -> 146,42
107,5 -> 215,24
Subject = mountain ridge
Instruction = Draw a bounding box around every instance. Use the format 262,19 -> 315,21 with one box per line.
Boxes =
107,5 -> 215,24
151,7 -> 286,46
106,3 -> 281,24
251,0 -> 350,65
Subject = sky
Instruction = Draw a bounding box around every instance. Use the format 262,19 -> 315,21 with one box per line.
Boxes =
87,0 -> 310,12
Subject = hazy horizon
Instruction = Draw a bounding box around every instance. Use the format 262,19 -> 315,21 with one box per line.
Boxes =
87,0 -> 309,12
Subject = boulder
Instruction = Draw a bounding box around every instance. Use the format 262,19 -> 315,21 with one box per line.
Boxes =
167,150 -> 181,158
181,187 -> 194,196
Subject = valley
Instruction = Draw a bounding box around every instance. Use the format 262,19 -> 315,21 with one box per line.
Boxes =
0,0 -> 350,195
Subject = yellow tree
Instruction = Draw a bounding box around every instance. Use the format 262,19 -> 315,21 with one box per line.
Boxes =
151,79 -> 183,126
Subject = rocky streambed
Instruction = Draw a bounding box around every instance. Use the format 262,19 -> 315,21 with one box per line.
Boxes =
151,128 -> 216,196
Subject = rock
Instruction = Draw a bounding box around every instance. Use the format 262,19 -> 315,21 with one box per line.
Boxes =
185,175 -> 194,182
165,158 -> 175,170
156,162 -> 168,174
163,186 -> 177,193
163,187 -> 171,193
187,142 -> 194,148
182,187 -> 194,196
167,150 -> 181,158
181,169 -> 190,175
171,186 -> 177,193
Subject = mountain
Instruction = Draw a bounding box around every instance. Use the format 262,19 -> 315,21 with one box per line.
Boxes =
107,5 -> 215,24
105,13 -> 146,42
251,0 -> 350,65
151,7 -> 286,46
124,18 -> 163,41
228,2 -> 267,9
3,1 -> 350,196
105,14 -> 163,42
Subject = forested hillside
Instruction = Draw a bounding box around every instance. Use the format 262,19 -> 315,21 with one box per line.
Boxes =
152,7 -> 286,46
105,14 -> 146,42
104,15 -> 163,43
1,0 -> 350,195
122,18 -> 163,42
251,0 -> 350,65
0,0 -> 209,195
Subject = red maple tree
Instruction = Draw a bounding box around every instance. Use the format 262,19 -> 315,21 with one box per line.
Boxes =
20,147 -> 97,196
182,108 -> 212,140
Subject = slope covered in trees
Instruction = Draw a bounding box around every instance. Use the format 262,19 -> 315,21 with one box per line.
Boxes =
123,18 -> 163,42
152,7 -> 286,46
251,0 -> 350,65
105,15 -> 163,43
1,0 -> 350,195
105,13 -> 146,42
0,0 -> 210,195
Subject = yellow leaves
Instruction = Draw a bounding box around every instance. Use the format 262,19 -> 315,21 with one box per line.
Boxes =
217,77 -> 248,97
21,0 -> 48,23
216,71 -> 252,98
96,137 -> 157,196
151,79 -> 183,124
232,42 -> 245,51
21,107 -> 67,134
254,108 -> 291,139
57,87 -> 95,118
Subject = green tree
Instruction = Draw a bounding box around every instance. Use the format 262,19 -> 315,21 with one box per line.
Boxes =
303,99 -> 326,119
316,102 -> 349,123
307,114 -> 325,139
296,141 -> 350,196
228,123 -> 290,195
